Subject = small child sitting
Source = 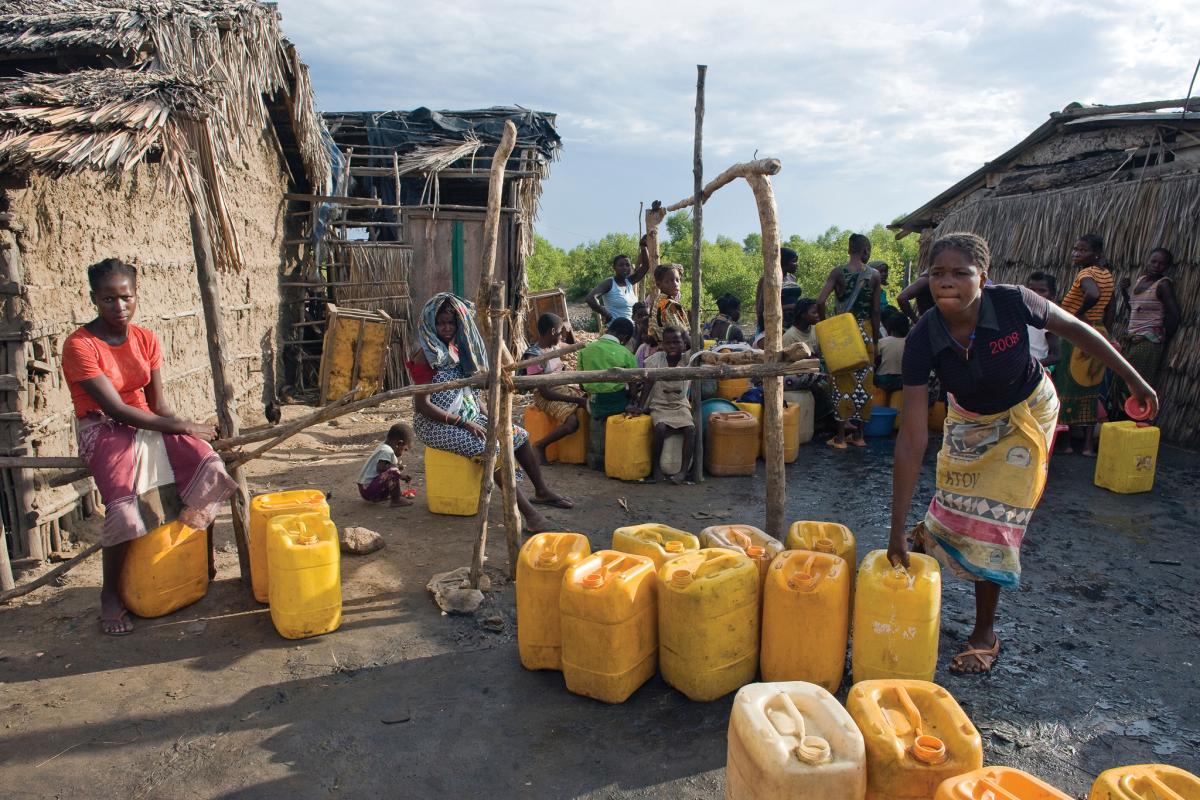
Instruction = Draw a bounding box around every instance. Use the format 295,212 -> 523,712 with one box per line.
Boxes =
522,312 -> 588,464
874,314 -> 909,392
633,326 -> 695,484
357,422 -> 413,507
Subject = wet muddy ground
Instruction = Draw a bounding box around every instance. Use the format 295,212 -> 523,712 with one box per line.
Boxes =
1,400 -> 1197,798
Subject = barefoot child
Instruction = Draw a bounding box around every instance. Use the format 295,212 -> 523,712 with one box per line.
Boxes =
635,327 -> 695,484
579,317 -> 639,470
649,263 -> 690,349
357,422 -> 414,507
522,313 -> 587,464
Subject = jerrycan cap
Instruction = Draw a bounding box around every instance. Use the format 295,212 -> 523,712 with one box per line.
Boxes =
814,538 -> 836,554
294,522 -> 319,546
671,569 -> 694,589
582,572 -> 606,589
787,554 -> 820,591
664,541 -> 685,553
745,545 -> 766,559
885,566 -> 911,589
536,551 -> 559,567
909,734 -> 947,764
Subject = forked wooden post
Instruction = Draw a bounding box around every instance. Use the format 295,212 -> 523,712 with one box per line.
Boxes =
690,65 -> 707,483
469,283 -> 507,589
496,338 -> 522,578
475,121 -> 518,333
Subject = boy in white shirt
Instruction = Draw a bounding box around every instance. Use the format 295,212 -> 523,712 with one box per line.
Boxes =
357,422 -> 413,507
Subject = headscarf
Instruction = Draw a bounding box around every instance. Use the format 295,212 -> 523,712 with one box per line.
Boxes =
418,293 -> 489,378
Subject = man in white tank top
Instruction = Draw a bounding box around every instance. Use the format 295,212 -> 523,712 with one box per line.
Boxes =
586,237 -> 652,323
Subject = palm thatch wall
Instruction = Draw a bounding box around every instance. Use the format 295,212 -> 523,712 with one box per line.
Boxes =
932,171 -> 1200,447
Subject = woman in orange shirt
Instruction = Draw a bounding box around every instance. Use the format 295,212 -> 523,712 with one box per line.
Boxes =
61,259 -> 236,635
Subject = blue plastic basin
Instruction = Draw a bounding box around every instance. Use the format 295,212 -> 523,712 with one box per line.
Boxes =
864,407 -> 897,438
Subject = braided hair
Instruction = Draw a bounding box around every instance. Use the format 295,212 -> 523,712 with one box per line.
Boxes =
929,232 -> 991,274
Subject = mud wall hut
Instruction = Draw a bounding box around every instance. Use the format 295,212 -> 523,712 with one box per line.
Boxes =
0,1 -> 330,567
891,98 -> 1200,447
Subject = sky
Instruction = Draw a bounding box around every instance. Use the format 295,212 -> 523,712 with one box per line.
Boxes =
277,0 -> 1200,249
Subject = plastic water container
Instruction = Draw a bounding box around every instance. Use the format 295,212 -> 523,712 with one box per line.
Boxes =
425,447 -> 483,515
718,377 -> 752,401
734,401 -> 763,458
706,411 -> 759,476
761,551 -> 850,692
267,512 -> 341,640
1095,421 -> 1160,494
928,401 -> 947,433
700,524 -> 783,591
701,397 -> 740,438
249,489 -> 329,603
815,313 -> 870,374
780,401 -> 802,462
612,523 -> 700,568
523,405 -> 560,462
865,407 -> 898,437
784,390 -> 816,445
852,551 -> 941,684
517,532 -> 592,671
605,413 -> 653,481
119,521 -> 208,618
889,391 -> 904,431
658,548 -> 760,701
556,408 -> 589,465
937,766 -> 1073,799
847,679 -> 983,800
560,550 -> 658,703
1089,764 -> 1200,799
726,681 -> 867,800
786,521 -> 857,574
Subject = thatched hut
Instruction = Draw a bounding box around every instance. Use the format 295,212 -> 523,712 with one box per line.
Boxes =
891,97 -> 1200,447
0,1 -> 330,568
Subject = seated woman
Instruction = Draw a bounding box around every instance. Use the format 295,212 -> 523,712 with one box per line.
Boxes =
409,293 -> 572,531
61,258 -> 236,636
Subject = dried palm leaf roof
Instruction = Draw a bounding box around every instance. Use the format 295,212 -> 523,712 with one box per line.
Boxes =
0,0 -> 331,270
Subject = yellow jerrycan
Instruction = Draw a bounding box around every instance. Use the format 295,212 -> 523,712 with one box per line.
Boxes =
784,390 -> 816,445
658,548 -> 760,702
612,523 -> 699,569
706,411 -> 759,476
425,447 -> 483,515
780,401 -> 802,462
889,391 -> 904,431
249,489 -> 330,603
700,524 -> 783,592
267,512 -> 342,640
718,377 -> 752,401
605,413 -> 653,481
760,551 -> 850,693
786,521 -> 857,573
119,521 -> 208,618
560,550 -> 658,703
852,550 -> 941,684
847,679 -> 983,800
1089,764 -> 1200,800
517,532 -> 592,671
816,313 -> 870,374
937,766 -> 1073,799
1094,421 -> 1160,494
523,405 -> 560,462
726,681 -> 867,800
734,401 -> 763,458
555,408 -> 590,465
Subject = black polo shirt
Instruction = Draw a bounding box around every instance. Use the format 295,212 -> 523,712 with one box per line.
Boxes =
902,285 -> 1050,415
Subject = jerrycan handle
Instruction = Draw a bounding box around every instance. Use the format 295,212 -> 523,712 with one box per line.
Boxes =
893,686 -> 947,765
293,520 -> 319,546
975,777 -> 1025,800
694,550 -> 741,579
884,564 -> 913,589
787,554 -> 821,591
583,554 -> 628,589
1120,774 -> 1187,800
730,527 -> 754,550
777,690 -> 831,765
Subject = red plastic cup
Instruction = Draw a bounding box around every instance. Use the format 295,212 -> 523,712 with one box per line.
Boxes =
1124,396 -> 1153,422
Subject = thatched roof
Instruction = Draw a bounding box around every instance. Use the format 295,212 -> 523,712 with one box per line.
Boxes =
0,0 -> 331,269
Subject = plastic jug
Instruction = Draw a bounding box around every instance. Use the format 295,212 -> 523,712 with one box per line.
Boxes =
658,548 -> 760,702
937,766 -> 1073,799
852,551 -> 941,684
734,401 -> 763,458
726,681 -> 867,800
761,551 -> 850,692
706,411 -> 759,476
517,532 -> 592,671
612,523 -> 700,569
889,391 -> 904,431
119,521 -> 208,618
1094,421 -> 1160,494
847,679 -> 983,800
1089,764 -> 1200,799
780,401 -> 802,462
786,521 -> 857,574
718,377 -> 752,401
555,408 -> 590,465
523,405 -> 560,462
783,390 -> 816,445
560,550 -> 658,703
249,489 -> 330,603
425,447 -> 483,515
605,413 -> 653,481
929,401 -> 947,433
267,512 -> 342,640
699,524 -> 783,591
815,313 -> 870,374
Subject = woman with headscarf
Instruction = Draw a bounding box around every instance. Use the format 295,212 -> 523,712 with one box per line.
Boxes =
407,294 -> 572,531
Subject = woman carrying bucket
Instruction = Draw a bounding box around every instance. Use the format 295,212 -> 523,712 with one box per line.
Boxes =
887,233 -> 1156,675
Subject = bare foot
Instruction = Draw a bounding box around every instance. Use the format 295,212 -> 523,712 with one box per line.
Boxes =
100,589 -> 133,636
389,497 -> 414,507
531,492 -> 574,509
524,511 -> 555,533
668,471 -> 688,485
1081,449 -> 1096,458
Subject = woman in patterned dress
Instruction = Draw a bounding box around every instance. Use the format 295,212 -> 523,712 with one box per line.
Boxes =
409,294 -> 572,531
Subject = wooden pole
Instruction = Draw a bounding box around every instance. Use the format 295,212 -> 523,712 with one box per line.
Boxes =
505,341 -> 586,373
746,172 -> 786,539
469,283 -> 506,589
475,121 -> 518,325
0,518 -> 13,591
0,542 -> 100,604
664,158 -> 782,212
189,211 -> 252,585
496,341 -> 522,579
691,65 -> 707,484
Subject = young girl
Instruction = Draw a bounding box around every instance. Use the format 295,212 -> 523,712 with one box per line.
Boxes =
1024,272 -> 1060,369
649,263 -> 690,349
889,232 -> 1155,676
635,327 -> 695,485
783,298 -> 820,355
585,247 -> 649,324
1110,247 -> 1179,419
522,313 -> 587,464
874,315 -> 909,392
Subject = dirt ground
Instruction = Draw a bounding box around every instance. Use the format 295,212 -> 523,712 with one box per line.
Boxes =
2,400 -> 1198,799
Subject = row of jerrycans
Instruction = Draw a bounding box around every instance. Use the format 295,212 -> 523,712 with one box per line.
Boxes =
517,520 -> 942,704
